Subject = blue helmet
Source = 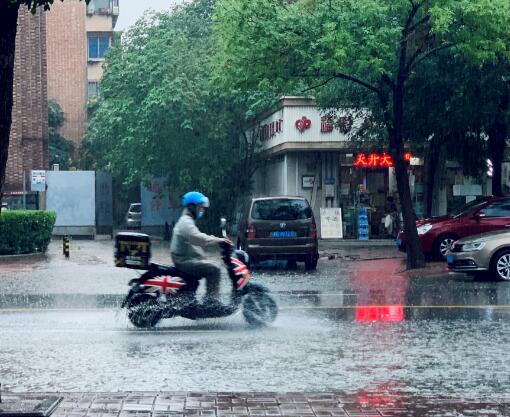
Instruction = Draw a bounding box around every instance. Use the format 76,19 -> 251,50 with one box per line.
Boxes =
182,191 -> 210,208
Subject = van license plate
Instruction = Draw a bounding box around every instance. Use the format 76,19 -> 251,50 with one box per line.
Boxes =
271,231 -> 296,238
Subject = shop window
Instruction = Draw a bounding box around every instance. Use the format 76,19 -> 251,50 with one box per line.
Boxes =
88,33 -> 110,59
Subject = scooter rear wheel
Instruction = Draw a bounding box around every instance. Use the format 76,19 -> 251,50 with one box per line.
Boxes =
242,292 -> 278,327
127,294 -> 161,328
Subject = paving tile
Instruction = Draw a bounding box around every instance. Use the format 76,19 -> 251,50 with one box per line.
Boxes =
14,391 -> 510,417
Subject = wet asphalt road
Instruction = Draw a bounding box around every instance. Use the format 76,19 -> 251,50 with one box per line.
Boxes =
1,240 -> 510,397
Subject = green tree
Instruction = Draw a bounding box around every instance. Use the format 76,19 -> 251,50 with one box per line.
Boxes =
0,0 -> 89,199
85,0 -> 274,230
48,100 -> 75,170
213,0 -> 510,268
405,55 -> 510,216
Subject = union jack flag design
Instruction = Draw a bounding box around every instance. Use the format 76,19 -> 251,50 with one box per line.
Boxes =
143,275 -> 186,295
231,257 -> 250,290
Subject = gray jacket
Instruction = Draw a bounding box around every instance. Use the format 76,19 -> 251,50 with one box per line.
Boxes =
170,209 -> 222,264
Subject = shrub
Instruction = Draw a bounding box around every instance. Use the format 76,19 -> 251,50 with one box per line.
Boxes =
0,211 -> 57,255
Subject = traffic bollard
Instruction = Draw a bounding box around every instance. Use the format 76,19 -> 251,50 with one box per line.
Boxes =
63,235 -> 70,258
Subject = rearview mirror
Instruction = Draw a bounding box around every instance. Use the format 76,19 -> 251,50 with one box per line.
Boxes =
220,217 -> 227,238
473,212 -> 486,220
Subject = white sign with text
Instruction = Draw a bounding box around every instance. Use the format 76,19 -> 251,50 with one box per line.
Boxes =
31,170 -> 46,192
320,208 -> 343,239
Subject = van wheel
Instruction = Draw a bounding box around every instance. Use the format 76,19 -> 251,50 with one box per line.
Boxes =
305,255 -> 318,271
490,249 -> 510,281
433,235 -> 457,260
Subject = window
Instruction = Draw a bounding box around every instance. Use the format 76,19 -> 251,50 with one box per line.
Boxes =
91,0 -> 109,9
88,33 -> 110,59
452,197 -> 488,218
87,81 -> 100,99
481,200 -> 510,217
251,199 -> 312,220
129,204 -> 141,214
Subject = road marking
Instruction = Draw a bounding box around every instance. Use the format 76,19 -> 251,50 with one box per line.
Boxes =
1,305 -> 510,313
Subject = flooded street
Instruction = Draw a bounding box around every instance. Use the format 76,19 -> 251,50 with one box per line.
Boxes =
1,240 -> 510,396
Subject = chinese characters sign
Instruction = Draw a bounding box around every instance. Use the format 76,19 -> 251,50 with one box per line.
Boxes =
320,117 -> 334,133
259,119 -> 283,141
320,208 -> 343,239
353,152 -> 412,167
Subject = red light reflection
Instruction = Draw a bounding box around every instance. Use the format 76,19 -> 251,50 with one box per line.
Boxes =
355,305 -> 404,322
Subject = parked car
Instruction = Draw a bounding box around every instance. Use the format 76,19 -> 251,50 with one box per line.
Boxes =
126,203 -> 141,229
447,229 -> 510,281
397,196 -> 510,260
236,196 -> 319,270
0,202 -> 8,212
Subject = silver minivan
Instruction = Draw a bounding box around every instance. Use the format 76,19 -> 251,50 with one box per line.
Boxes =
126,203 -> 141,229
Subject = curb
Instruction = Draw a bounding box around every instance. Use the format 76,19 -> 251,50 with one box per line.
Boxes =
0,252 -> 47,261
319,239 -> 397,248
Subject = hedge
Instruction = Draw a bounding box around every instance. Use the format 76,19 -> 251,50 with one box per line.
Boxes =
0,211 -> 57,255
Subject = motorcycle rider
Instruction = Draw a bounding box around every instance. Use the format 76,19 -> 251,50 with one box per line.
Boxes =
170,191 -> 231,307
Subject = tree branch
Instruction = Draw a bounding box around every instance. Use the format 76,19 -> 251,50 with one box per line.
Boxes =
408,43 -> 456,71
297,71 -> 382,95
408,15 -> 430,34
381,74 -> 395,91
403,2 -> 421,36
300,76 -> 337,93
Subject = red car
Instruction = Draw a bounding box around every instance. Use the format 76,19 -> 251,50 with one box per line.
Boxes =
397,196 -> 510,260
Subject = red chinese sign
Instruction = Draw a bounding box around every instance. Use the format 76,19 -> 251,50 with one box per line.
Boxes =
295,116 -> 311,133
260,119 -> 283,141
320,117 -> 334,133
353,152 -> 412,167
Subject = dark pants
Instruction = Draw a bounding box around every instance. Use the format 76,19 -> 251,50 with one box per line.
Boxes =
174,259 -> 221,300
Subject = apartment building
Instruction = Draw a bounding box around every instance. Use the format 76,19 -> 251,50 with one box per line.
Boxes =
4,7 -> 48,197
46,0 -> 119,148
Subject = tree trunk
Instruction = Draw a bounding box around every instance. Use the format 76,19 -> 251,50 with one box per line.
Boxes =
488,92 -> 509,197
390,78 -> 425,269
423,135 -> 446,218
0,3 -> 19,199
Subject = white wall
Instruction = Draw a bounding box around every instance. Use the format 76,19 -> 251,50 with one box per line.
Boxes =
140,178 -> 181,226
252,156 -> 285,197
47,171 -> 96,227
256,105 -> 353,151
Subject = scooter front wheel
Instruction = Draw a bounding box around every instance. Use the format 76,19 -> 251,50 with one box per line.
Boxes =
127,294 -> 161,328
242,292 -> 278,327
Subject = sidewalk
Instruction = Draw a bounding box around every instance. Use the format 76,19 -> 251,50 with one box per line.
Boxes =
3,391 -> 509,417
350,256 -> 449,280
318,239 -> 403,262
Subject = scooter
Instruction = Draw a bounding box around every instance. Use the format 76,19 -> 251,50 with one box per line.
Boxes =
119,218 -> 278,328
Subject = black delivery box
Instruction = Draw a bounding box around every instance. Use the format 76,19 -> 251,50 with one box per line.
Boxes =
115,232 -> 151,269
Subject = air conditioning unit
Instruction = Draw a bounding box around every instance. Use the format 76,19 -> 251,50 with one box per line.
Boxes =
86,4 -> 95,15
112,5 -> 119,15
